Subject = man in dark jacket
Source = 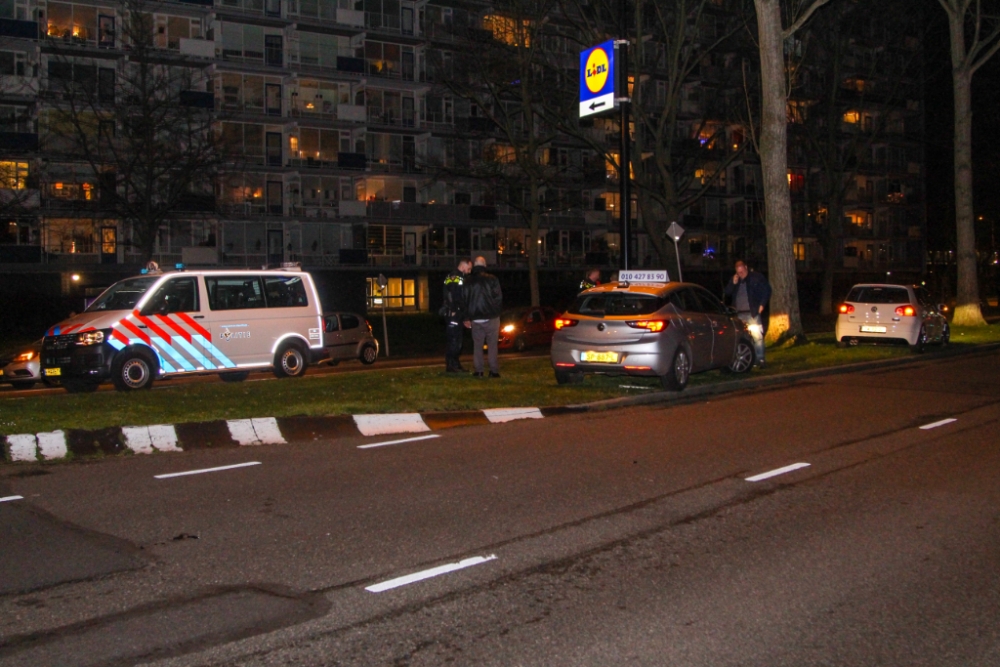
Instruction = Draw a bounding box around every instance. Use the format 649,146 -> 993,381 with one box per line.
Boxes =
723,259 -> 771,367
442,258 -> 471,373
463,256 -> 503,377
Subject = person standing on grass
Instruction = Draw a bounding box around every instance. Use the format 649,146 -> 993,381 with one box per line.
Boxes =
463,256 -> 503,378
442,258 -> 471,373
724,259 -> 771,368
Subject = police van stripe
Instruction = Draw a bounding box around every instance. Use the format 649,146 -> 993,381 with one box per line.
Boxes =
177,312 -> 211,340
173,335 -> 217,370
195,335 -> 237,369
151,336 -> 195,372
156,313 -> 193,343
134,312 -> 173,345
111,328 -> 130,346
119,319 -> 152,346
147,338 -> 178,374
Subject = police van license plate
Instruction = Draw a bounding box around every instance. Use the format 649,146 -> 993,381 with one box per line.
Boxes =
44,368 -> 61,377
860,325 -> 887,333
581,350 -> 619,363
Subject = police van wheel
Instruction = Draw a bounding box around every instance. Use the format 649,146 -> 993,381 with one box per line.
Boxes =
220,371 -> 250,383
274,344 -> 308,378
113,352 -> 155,391
360,344 -> 378,365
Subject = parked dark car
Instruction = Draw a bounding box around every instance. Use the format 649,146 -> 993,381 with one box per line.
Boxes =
499,307 -> 559,351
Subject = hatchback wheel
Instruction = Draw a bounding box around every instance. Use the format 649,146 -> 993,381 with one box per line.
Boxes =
727,339 -> 755,374
939,322 -> 950,346
660,348 -> 690,391
909,326 -> 927,353
360,344 -> 378,365
554,369 -> 584,385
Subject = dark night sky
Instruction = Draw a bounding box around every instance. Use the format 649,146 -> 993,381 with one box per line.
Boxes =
922,0 -> 1000,251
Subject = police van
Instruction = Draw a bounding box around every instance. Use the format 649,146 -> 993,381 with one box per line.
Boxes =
41,264 -> 328,392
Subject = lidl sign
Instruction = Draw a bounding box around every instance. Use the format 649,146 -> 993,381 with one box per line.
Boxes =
580,40 -> 615,118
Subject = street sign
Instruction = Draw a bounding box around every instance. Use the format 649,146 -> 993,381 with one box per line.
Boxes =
579,40 -> 615,118
666,221 -> 685,242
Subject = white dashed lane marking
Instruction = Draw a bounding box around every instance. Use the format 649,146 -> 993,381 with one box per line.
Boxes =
358,434 -> 440,450
0,495 -> 24,503
366,555 -> 498,593
745,462 -> 811,483
154,461 -> 262,479
920,418 -> 957,430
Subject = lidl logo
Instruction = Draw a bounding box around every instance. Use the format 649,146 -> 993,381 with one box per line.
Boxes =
585,48 -> 610,93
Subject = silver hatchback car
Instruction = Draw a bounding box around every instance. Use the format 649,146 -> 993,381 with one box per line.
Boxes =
550,281 -> 756,390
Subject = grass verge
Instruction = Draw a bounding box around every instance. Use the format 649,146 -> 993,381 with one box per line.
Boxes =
1,324 -> 998,435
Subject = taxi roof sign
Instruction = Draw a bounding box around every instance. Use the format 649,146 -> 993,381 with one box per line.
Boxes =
617,270 -> 670,283
579,40 -> 615,118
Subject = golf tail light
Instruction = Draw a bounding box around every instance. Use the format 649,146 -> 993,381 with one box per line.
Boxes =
839,303 -> 854,314
895,305 -> 915,317
554,318 -> 578,330
627,320 -> 667,332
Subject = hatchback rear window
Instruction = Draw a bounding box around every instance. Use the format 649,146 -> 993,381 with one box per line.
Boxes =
845,286 -> 911,304
569,293 -> 667,316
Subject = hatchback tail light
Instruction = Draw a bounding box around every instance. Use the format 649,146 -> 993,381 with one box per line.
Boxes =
838,303 -> 854,314
895,305 -> 916,317
627,320 -> 667,332
554,318 -> 578,329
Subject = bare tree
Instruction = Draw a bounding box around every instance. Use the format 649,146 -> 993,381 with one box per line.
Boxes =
439,0 -> 577,306
749,0 -> 831,344
42,0 -> 223,262
936,0 -> 1000,326
797,0 -> 924,314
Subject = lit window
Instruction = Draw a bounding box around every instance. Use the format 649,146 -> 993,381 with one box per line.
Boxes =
483,15 -> 531,47
0,161 -> 28,189
843,111 -> 860,124
794,242 -> 806,261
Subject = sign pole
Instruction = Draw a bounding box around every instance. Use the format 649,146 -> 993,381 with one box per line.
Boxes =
377,273 -> 390,357
618,0 -> 630,271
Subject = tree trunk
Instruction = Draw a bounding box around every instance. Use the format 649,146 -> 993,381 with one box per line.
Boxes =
754,0 -> 805,343
949,41 -> 986,325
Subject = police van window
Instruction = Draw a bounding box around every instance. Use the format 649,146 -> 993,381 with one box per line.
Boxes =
86,277 -> 158,312
142,277 -> 200,315
205,276 -> 266,310
263,275 -> 308,308
340,313 -> 360,330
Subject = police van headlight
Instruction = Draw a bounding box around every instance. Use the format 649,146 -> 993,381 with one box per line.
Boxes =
76,330 -> 107,346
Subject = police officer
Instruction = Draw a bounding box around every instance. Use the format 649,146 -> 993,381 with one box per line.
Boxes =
443,258 -> 472,373
579,268 -> 601,292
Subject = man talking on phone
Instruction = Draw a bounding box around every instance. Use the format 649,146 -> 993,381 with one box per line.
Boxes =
724,259 -> 771,368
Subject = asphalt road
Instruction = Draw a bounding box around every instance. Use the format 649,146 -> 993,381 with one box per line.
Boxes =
1,349 -> 999,665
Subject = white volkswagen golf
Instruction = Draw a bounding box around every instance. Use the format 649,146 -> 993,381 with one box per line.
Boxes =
835,284 -> 949,352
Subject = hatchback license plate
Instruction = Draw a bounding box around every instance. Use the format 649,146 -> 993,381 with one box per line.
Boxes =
581,350 -> 619,363
860,325 -> 887,333
44,367 -> 61,377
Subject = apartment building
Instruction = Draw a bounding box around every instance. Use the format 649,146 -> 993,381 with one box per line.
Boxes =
0,0 -> 925,317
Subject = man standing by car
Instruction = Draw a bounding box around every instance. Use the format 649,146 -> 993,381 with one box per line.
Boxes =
442,258 -> 471,373
463,256 -> 503,378
724,259 -> 771,368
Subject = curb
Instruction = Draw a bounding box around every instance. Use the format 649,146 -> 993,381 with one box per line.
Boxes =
1,407 -> 587,464
3,342 -> 998,465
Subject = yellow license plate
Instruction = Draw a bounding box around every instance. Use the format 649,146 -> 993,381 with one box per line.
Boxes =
44,367 -> 61,377
581,350 -> 619,363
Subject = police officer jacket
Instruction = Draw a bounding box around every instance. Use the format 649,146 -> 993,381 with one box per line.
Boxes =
442,271 -> 466,322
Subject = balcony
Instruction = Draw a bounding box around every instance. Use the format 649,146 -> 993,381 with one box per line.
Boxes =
0,19 -> 38,39
179,38 -> 216,59
337,152 -> 367,170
